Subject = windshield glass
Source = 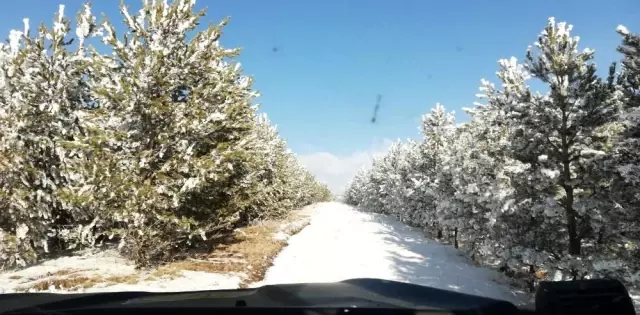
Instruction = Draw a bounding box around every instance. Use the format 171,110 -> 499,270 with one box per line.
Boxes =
0,0 -> 637,312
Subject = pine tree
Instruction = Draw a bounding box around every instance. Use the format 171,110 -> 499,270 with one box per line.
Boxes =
616,25 -> 640,110
344,167 -> 369,206
469,76 -> 548,283
607,25 -> 640,283
0,4 -> 98,267
419,104 -> 456,238
613,25 -> 640,189
342,18 -> 638,287
246,113 -> 332,220
506,18 -> 619,258
82,0 -> 263,265
0,0 -> 331,269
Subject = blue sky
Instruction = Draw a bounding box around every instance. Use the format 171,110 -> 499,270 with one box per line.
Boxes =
1,0 -> 638,192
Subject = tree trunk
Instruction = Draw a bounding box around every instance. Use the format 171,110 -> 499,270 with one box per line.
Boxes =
527,265 -> 536,292
453,227 -> 459,249
560,103 -> 581,256
563,164 -> 581,256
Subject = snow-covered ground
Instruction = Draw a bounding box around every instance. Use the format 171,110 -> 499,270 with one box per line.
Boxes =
0,202 -> 524,302
0,248 -> 242,294
0,207 -> 317,294
2,201 -> 637,311
257,202 -> 527,305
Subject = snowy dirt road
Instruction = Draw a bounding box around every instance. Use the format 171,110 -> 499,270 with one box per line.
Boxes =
0,202 -> 523,305
257,202 -> 526,305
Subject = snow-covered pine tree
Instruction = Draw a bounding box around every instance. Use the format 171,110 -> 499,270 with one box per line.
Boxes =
342,18 -> 638,286
612,25 -> 640,190
617,25 -> 640,110
294,164 -> 332,205
347,151 -> 410,223
82,0 -> 264,266
360,143 -> 395,214
391,140 -> 421,224
360,155 -> 387,212
419,104 -> 456,239
344,167 -> 369,206
380,140 -> 415,219
606,25 -> 640,284
465,75 -> 551,285
0,5 -> 98,268
248,113 -> 331,220
445,116 -> 511,262
437,120 -> 492,253
229,113 -> 281,223
0,0 -> 330,269
499,18 -> 620,275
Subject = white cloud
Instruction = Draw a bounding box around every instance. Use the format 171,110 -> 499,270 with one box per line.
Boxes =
298,139 -> 394,195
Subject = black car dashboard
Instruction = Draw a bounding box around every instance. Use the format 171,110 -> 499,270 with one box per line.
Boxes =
0,278 -> 635,315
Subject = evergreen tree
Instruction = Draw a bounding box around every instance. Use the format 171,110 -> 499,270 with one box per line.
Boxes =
420,105 -> 456,240
81,0 -> 271,265
343,18 -> 637,287
507,18 -> 619,258
607,25 -> 640,282
0,5 -> 97,267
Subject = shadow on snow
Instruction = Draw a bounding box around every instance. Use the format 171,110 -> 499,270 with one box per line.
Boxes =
353,206 -> 526,305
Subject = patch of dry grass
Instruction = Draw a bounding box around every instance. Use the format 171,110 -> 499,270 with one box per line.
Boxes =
150,266 -> 181,279
16,212 -> 310,291
16,273 -> 141,292
104,274 -> 140,285
161,212 -> 310,287
228,224 -> 289,287
17,275 -> 100,292
48,268 -> 90,277
8,275 -> 22,280
18,268 -> 93,284
225,215 -> 310,287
